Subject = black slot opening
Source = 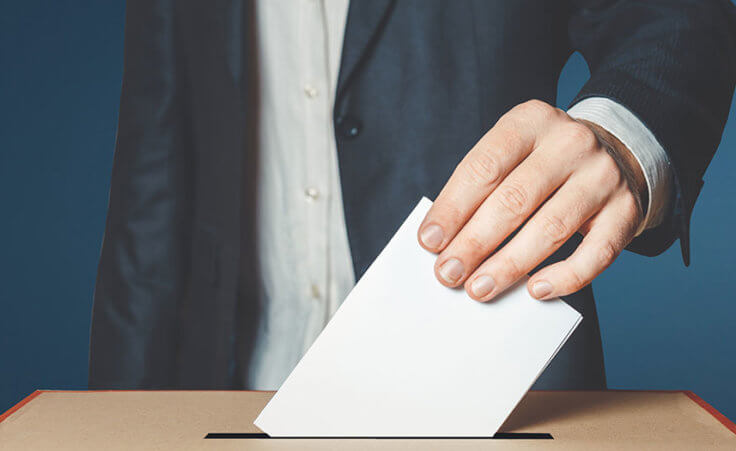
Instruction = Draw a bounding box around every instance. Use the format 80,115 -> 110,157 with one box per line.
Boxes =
205,432 -> 553,440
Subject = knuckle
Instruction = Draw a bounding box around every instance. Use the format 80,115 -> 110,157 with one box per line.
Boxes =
496,182 -> 528,217
511,99 -> 556,120
501,254 -> 524,280
494,114 -> 526,145
516,99 -> 553,118
596,155 -> 624,189
595,240 -> 619,268
498,126 -> 526,154
463,234 -> 487,255
498,108 -> 519,126
621,193 -> 643,224
565,122 -> 598,150
566,264 -> 588,292
540,214 -> 570,245
464,151 -> 500,187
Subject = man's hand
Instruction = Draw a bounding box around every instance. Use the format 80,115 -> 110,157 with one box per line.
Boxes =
417,99 -> 647,301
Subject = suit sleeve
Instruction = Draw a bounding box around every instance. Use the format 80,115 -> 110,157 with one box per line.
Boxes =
89,0 -> 191,388
568,0 -> 736,265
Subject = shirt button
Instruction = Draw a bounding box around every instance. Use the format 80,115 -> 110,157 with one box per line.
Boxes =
336,115 -> 362,139
304,84 -> 319,98
310,284 -> 321,300
304,187 -> 320,201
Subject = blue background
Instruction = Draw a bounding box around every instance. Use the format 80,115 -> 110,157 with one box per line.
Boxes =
2,1 -> 735,421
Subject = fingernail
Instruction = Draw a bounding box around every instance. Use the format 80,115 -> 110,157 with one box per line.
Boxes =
420,224 -> 444,249
438,258 -> 464,284
532,280 -> 553,299
470,275 -> 496,298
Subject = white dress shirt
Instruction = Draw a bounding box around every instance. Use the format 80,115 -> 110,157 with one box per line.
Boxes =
247,0 -> 672,389
247,0 -> 352,389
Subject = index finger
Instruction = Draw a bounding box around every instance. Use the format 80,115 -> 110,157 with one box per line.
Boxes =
418,103 -> 549,252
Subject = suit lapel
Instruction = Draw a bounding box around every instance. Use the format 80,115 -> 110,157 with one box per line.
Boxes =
336,0 -> 396,99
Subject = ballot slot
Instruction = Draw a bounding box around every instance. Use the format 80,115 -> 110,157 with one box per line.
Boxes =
204,432 -> 553,440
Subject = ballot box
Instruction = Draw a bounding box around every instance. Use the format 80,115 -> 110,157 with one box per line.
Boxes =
1,390 -> 735,450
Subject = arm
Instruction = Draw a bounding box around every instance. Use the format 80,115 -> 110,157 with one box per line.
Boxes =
89,0 -> 191,388
569,0 -> 736,264
417,1 -> 736,301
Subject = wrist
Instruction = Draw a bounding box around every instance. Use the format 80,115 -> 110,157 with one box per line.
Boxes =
576,118 -> 648,221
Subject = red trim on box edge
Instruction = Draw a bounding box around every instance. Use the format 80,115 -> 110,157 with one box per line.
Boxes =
0,390 -> 43,424
683,391 -> 736,436
37,389 -> 274,393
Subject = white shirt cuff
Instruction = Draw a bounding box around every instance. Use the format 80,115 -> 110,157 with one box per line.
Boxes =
567,97 -> 673,236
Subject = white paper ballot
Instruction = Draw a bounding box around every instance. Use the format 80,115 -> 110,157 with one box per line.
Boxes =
255,197 -> 582,437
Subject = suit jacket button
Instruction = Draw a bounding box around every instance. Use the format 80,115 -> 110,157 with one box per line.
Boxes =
336,116 -> 362,139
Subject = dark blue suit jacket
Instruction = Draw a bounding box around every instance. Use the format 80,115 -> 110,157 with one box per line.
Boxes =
89,0 -> 736,390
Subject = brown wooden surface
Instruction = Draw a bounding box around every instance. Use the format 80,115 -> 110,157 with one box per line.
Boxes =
1,390 -> 735,450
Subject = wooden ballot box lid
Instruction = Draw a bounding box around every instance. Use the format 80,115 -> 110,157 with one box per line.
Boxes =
1,390 -> 735,450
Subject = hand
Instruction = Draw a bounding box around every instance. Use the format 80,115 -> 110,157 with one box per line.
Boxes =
417,99 -> 647,301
